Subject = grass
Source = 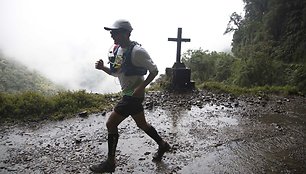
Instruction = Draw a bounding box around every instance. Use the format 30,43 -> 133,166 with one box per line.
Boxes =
198,81 -> 300,96
0,81 -> 303,123
0,90 -> 120,123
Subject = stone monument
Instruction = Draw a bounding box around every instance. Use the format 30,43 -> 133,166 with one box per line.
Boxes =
166,28 -> 195,91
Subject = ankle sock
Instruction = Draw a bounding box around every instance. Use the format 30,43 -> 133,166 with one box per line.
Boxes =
107,133 -> 119,159
144,126 -> 163,145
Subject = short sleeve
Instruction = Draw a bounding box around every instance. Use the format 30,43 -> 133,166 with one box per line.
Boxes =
131,45 -> 158,74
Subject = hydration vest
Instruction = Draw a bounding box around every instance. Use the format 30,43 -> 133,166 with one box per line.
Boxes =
109,41 -> 147,76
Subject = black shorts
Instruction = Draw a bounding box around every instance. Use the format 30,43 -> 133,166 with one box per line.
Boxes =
114,95 -> 144,117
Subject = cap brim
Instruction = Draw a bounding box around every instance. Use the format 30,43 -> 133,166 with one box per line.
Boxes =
104,27 -> 119,31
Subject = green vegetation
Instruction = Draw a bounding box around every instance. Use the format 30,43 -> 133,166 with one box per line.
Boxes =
175,0 -> 305,95
0,52 -> 63,94
227,0 -> 305,92
152,0 -> 305,95
0,90 -> 118,122
229,0 -> 306,64
178,49 -> 304,95
0,52 -> 120,123
199,82 -> 298,96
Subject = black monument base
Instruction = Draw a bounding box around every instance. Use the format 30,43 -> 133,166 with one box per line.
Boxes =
172,62 -> 186,69
166,67 -> 195,91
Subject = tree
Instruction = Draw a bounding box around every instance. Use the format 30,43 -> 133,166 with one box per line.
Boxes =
224,12 -> 243,35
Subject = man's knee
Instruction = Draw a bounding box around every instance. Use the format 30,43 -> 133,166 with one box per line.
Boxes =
106,112 -> 124,131
106,120 -> 114,130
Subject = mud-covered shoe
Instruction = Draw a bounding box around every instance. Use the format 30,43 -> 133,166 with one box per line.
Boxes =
152,142 -> 170,161
89,161 -> 115,173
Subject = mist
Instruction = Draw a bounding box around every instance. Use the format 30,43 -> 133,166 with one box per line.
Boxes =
0,0 -> 244,94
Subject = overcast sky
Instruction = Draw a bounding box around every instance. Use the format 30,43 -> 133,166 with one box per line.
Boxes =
0,0 -> 244,93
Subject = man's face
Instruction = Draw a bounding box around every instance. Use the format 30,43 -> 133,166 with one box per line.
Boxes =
110,30 -> 128,45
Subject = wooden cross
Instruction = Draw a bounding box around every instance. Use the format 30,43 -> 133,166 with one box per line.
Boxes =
168,28 -> 191,63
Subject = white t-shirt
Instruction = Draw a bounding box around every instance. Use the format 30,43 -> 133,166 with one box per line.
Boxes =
111,44 -> 158,96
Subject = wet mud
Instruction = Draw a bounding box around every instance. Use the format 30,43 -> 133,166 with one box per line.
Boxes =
0,90 -> 305,174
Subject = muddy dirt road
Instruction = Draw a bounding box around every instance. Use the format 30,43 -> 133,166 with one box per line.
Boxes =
0,90 -> 305,174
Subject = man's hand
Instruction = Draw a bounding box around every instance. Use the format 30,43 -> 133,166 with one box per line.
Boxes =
95,59 -> 112,75
95,59 -> 104,70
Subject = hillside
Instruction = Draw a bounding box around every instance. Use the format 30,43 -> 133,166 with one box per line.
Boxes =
0,53 -> 63,94
179,0 -> 306,95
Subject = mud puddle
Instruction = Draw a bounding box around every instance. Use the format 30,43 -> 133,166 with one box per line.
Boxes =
0,91 -> 305,173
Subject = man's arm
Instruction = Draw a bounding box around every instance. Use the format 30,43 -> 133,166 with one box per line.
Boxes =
131,46 -> 159,97
132,70 -> 158,97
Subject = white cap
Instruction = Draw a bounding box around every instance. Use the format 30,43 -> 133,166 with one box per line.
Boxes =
104,19 -> 133,32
